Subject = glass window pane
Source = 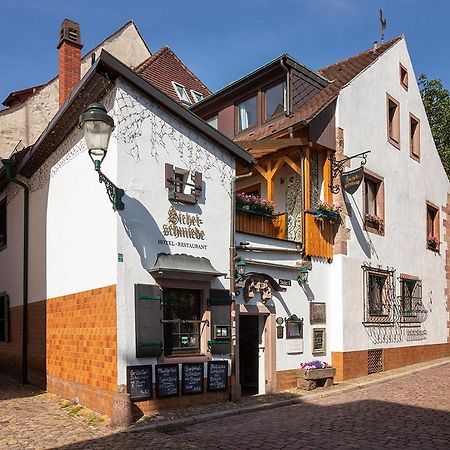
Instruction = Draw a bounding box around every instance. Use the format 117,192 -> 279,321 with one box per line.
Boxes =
238,96 -> 257,131
163,289 -> 201,353
173,83 -> 191,103
286,321 -> 302,338
206,115 -> 218,129
365,180 -> 377,215
369,274 -> 385,315
265,82 -> 286,119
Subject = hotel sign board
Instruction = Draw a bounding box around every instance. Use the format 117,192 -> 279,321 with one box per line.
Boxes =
341,166 -> 364,195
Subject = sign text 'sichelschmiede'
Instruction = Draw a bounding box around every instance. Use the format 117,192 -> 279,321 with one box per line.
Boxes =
162,207 -> 205,240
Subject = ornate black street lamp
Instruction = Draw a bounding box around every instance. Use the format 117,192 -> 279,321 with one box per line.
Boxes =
79,103 -> 124,211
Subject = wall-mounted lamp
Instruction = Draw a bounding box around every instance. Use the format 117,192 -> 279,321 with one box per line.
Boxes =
79,103 -> 124,211
235,258 -> 247,279
297,266 -> 309,285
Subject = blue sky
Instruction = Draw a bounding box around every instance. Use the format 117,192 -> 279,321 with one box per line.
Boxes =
0,0 -> 449,103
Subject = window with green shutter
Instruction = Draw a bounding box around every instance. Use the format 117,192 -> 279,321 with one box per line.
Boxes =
135,284 -> 163,358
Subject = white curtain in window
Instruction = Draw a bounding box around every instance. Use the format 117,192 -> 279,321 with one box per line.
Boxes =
240,105 -> 249,130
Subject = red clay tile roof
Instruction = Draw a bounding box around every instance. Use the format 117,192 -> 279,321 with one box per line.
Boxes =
2,84 -> 46,108
235,36 -> 403,144
136,46 -> 211,105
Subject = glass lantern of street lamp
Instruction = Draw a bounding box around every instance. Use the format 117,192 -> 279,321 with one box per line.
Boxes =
79,103 -> 115,170
297,266 -> 309,285
236,259 -> 247,278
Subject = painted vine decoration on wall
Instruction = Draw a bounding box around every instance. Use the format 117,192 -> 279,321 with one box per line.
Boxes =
309,151 -> 319,208
286,174 -> 303,242
27,90 -> 116,194
114,82 -> 235,195
9,81 -> 234,202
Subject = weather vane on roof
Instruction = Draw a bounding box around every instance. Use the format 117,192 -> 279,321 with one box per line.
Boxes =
379,9 -> 387,43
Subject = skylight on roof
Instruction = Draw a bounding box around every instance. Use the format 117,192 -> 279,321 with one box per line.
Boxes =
191,90 -> 204,103
172,82 -> 191,103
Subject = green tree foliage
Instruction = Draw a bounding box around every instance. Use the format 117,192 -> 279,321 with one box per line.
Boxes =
418,74 -> 450,177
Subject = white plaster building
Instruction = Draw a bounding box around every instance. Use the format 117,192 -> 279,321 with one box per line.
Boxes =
1,31 -> 449,419
0,50 -> 251,416
192,36 -> 450,392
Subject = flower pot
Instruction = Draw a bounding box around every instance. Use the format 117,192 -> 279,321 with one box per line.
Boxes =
297,367 -> 336,390
314,209 -> 340,223
297,367 -> 336,380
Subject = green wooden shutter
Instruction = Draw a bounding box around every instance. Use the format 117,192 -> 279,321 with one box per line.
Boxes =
209,289 -> 231,355
135,284 -> 162,358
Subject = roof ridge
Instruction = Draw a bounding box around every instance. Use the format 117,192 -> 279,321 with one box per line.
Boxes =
165,47 -> 211,94
135,45 -> 170,71
319,35 -> 403,74
136,45 -> 211,94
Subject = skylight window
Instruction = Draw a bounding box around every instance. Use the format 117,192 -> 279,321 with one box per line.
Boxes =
172,82 -> 191,103
191,90 -> 204,103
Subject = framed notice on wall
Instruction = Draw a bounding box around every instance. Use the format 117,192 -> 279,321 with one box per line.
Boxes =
310,302 -> 326,324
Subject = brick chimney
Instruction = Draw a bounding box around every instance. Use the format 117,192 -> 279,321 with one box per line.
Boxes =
58,19 -> 83,106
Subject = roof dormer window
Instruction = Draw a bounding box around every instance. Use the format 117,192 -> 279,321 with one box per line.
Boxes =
172,82 -> 191,103
237,94 -> 257,132
264,81 -> 286,120
191,90 -> 204,103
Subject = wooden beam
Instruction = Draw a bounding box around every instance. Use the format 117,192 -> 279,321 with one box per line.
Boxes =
283,156 -> 302,176
256,146 -> 305,165
267,160 -> 274,202
237,137 -> 308,150
270,157 -> 285,178
254,164 -> 269,180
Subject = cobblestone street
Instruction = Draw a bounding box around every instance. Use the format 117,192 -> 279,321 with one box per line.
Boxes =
0,364 -> 449,449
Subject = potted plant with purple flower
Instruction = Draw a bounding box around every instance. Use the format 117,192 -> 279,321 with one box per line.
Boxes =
314,201 -> 342,223
297,360 -> 336,390
427,234 -> 439,250
364,212 -> 383,231
236,192 -> 275,216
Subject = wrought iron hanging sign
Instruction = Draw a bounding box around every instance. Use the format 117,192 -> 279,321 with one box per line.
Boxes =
329,151 -> 370,194
341,166 -> 364,195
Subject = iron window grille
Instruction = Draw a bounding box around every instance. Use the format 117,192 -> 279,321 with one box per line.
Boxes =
362,263 -> 395,325
397,277 -> 427,324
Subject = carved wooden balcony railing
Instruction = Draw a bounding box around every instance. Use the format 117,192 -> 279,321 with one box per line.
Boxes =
236,210 -> 287,240
304,211 -> 334,259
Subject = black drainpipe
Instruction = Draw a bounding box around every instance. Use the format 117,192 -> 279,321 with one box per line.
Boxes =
2,158 -> 29,385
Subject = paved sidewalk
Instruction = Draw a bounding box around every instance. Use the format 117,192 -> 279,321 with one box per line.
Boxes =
0,358 -> 449,449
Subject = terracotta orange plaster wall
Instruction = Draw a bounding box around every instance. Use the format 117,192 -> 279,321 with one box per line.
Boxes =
46,285 -> 117,415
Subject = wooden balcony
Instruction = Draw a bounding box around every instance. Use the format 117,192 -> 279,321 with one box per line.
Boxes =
236,210 -> 287,240
304,211 -> 334,259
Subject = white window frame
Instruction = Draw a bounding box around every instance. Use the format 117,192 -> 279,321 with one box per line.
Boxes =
190,90 -> 204,103
172,82 -> 191,104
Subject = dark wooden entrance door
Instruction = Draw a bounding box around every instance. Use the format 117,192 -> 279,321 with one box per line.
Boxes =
239,315 -> 259,396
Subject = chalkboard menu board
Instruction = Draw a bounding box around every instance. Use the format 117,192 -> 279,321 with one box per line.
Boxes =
126,365 -> 152,401
182,363 -> 204,395
155,364 -> 179,398
207,361 -> 228,392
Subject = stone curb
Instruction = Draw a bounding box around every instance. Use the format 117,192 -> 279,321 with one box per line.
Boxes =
125,358 -> 450,434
